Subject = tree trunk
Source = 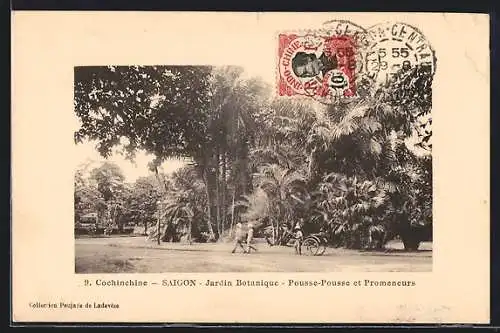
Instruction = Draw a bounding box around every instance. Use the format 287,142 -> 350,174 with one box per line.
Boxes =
238,142 -> 251,196
401,236 -> 420,251
308,147 -> 319,184
156,206 -> 161,245
215,152 -> 221,238
396,204 -> 422,251
221,152 -> 228,234
202,167 -> 217,241
104,204 -> 112,236
154,166 -> 169,194
230,186 -> 236,235
274,218 -> 279,244
270,223 -> 276,245
275,203 -> 282,242
188,219 -> 193,245
152,166 -> 169,243
400,225 -> 421,251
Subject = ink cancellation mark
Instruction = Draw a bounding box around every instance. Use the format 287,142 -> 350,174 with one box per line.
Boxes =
366,22 -> 436,85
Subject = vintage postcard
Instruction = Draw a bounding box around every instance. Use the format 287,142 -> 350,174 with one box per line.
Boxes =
11,12 -> 490,324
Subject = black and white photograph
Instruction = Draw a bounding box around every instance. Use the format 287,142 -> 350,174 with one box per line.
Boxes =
74,59 -> 433,273
12,11 -> 490,324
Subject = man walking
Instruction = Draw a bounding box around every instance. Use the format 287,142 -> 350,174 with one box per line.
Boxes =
231,222 -> 246,253
245,222 -> 258,254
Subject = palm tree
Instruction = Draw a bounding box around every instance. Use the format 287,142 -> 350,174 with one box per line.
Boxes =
193,67 -> 272,240
162,198 -> 195,244
253,163 -> 307,241
307,66 -> 433,250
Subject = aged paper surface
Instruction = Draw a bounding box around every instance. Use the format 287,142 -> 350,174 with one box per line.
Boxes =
12,12 -> 489,323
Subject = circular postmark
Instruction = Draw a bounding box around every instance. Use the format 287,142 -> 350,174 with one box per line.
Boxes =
320,20 -> 381,99
366,22 -> 436,86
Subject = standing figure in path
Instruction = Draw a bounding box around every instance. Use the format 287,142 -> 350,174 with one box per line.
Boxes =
231,222 -> 246,253
245,222 -> 258,254
293,223 -> 304,255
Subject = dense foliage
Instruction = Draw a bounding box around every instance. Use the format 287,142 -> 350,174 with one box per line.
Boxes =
74,65 -> 433,250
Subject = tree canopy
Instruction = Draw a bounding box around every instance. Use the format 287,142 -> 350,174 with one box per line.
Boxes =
74,64 -> 433,250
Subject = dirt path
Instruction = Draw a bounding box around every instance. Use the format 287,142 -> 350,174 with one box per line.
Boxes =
75,237 -> 432,273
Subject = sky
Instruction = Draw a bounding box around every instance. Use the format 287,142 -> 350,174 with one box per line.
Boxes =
74,142 -> 188,183
74,64 -> 276,183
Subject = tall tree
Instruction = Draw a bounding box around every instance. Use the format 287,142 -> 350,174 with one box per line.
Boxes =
88,162 -> 126,230
125,175 -> 163,234
75,65 -> 216,237
74,166 -> 105,224
75,65 -> 270,241
253,163 -> 307,240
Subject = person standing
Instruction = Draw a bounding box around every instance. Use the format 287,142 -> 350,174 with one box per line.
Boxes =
231,222 -> 246,253
245,222 -> 258,254
293,223 -> 304,255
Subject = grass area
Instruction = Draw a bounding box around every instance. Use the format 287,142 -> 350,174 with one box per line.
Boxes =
75,236 -> 432,273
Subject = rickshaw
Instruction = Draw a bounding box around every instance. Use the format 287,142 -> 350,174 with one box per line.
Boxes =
301,232 -> 329,256
264,223 -> 329,255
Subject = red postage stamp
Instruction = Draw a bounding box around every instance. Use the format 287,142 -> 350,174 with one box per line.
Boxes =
278,33 -> 356,100
277,20 -> 436,103
278,30 -> 364,102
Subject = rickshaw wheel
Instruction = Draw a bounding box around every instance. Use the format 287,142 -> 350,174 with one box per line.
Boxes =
316,242 -> 327,255
316,237 -> 327,255
306,235 -> 327,256
301,237 -> 320,256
